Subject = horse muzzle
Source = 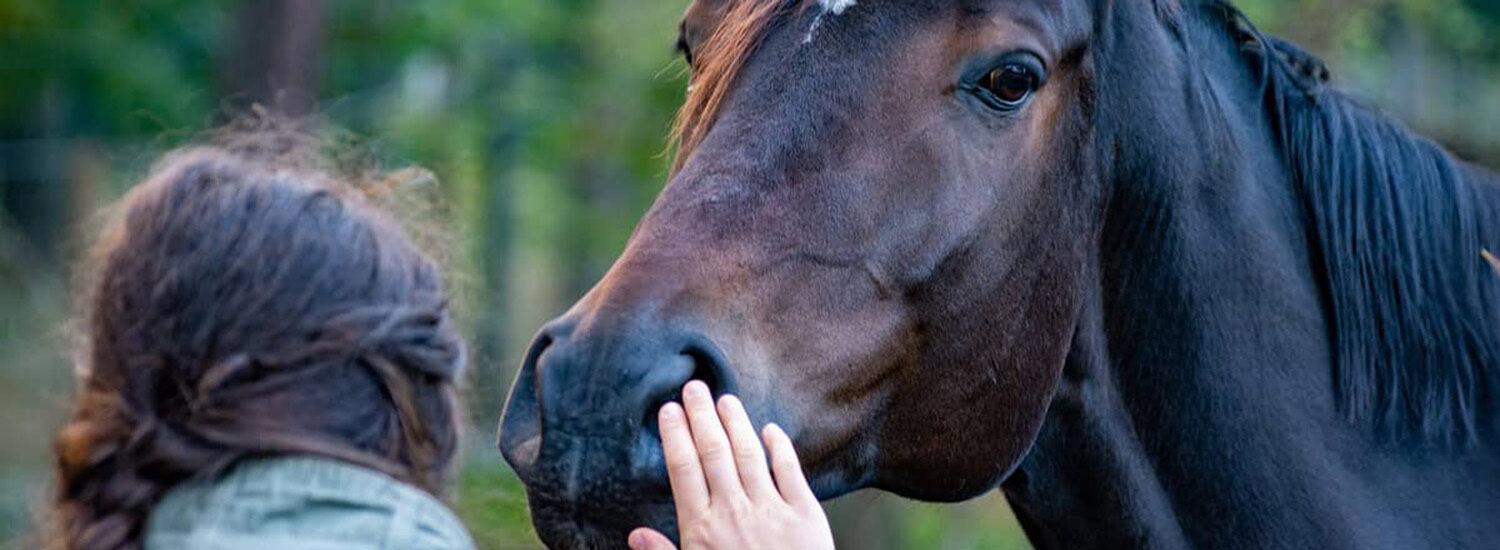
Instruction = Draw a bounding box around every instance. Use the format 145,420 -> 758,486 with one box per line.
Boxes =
498,312 -> 738,550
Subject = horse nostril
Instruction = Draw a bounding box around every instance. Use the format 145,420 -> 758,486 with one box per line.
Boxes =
641,337 -> 738,434
498,330 -> 557,472
502,320 -> 739,485
684,337 -> 737,398
510,434 -> 542,467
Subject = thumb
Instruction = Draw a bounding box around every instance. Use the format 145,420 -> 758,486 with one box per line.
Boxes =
628,528 -> 678,550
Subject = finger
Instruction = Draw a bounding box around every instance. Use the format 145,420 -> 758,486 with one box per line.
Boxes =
682,380 -> 745,502
659,402 -> 708,513
717,394 -> 777,501
763,423 -> 818,507
628,528 -> 678,550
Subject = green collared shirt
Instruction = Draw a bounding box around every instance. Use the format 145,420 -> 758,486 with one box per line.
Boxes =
145,456 -> 476,550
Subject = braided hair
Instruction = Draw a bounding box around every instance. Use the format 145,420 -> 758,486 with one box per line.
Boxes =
47,130 -> 465,550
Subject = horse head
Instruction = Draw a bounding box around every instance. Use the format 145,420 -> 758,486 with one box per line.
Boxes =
499,1 -> 1111,547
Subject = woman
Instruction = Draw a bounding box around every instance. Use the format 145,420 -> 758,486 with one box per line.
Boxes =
45,127 -> 834,550
47,131 -> 471,550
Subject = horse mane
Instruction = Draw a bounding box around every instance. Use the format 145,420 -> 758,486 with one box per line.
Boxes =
1223,4 -> 1500,446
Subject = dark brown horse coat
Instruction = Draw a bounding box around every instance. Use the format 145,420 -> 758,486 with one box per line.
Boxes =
500,1 -> 1500,549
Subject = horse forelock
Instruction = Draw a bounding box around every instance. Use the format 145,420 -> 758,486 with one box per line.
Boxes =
671,0 -> 794,169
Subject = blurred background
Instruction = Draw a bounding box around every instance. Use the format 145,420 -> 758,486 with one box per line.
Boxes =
0,0 -> 1496,548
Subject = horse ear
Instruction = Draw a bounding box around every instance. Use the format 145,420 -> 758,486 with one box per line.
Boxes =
1266,36 -> 1331,86
682,0 -> 737,56
1229,16 -> 1331,90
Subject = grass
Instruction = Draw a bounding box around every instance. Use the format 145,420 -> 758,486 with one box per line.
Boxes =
454,453 -> 546,549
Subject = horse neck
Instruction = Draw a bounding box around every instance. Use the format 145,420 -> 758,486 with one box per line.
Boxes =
1006,146 -> 1358,550
1006,129 -> 1500,550
1000,6 -> 1500,549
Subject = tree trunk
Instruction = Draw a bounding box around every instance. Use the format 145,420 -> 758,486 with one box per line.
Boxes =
226,0 -> 326,116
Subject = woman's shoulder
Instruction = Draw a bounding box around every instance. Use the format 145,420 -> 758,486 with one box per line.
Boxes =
144,456 -> 476,550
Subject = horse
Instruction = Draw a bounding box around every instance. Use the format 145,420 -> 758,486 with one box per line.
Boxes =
498,0 -> 1500,548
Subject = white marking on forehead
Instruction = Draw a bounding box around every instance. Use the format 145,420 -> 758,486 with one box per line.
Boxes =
818,0 -> 857,14
804,0 -> 857,44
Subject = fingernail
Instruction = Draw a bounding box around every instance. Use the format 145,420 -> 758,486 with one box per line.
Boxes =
718,394 -> 740,409
627,531 -> 645,549
684,380 -> 709,398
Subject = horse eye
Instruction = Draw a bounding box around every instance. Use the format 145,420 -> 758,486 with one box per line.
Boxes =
981,64 -> 1037,106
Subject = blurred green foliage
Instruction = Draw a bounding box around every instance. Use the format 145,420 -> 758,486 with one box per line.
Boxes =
0,1 -> 1496,549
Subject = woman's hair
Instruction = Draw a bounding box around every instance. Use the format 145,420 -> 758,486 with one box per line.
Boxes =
46,126 -> 465,550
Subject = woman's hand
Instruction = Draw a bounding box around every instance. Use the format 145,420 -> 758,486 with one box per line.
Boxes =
627,381 -> 836,550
